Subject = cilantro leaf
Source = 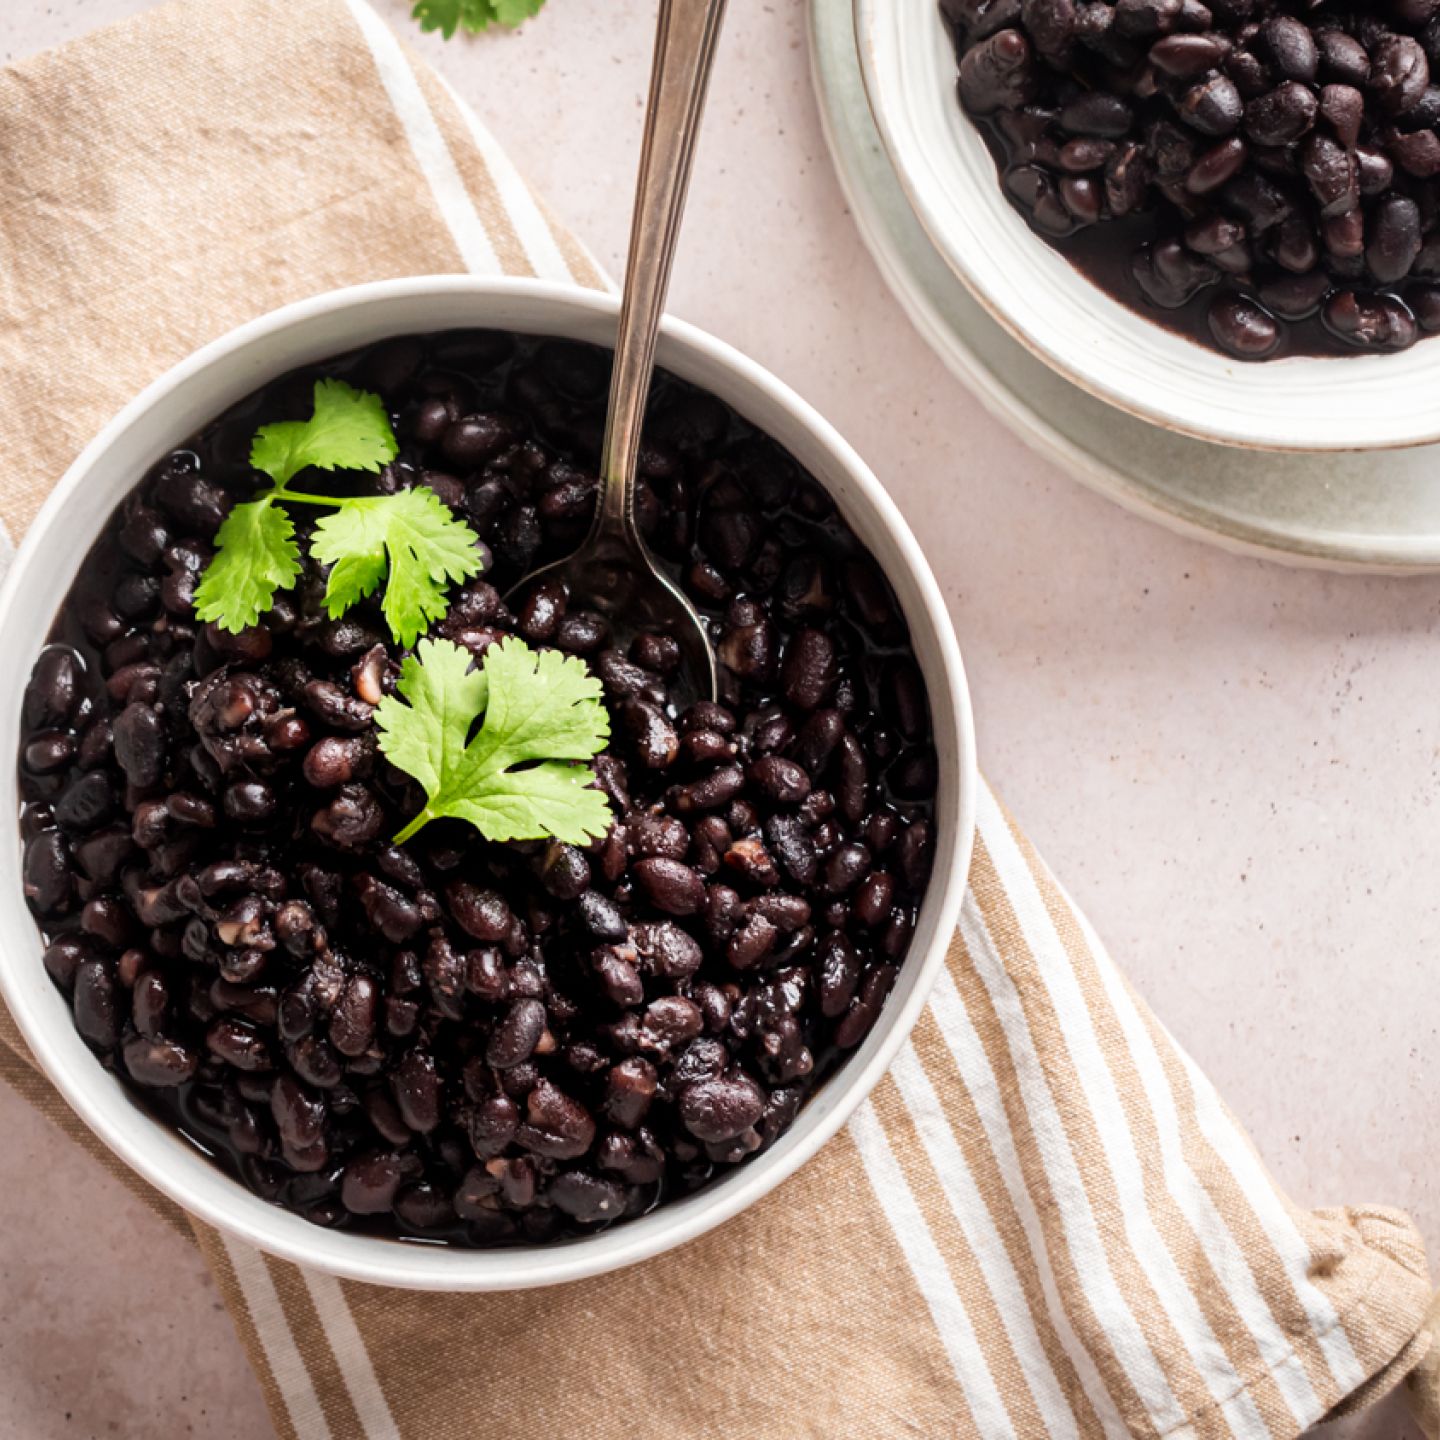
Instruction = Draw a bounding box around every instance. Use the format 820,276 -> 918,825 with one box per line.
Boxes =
310,487 -> 485,648
376,635 -> 612,846
194,377 -> 486,645
251,379 -> 398,489
411,0 -> 544,39
492,0 -> 545,23
193,499 -> 302,632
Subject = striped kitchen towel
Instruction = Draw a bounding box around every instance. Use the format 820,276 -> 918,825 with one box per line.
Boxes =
0,1 -> 1432,1436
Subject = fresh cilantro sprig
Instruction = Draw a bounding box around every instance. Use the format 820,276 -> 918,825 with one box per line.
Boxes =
193,380 -> 484,647
411,0 -> 545,40
376,635 -> 613,846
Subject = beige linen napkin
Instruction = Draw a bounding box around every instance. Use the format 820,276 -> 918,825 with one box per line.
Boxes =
0,3 -> 1433,1437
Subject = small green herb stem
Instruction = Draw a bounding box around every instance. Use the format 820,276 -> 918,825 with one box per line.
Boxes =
394,809 -> 434,845
270,489 -> 357,508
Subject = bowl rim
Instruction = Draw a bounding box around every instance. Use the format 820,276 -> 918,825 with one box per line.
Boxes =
0,274 -> 977,1291
854,0 -> 1440,454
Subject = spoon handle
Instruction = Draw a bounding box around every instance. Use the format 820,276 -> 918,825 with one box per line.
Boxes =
594,0 -> 729,541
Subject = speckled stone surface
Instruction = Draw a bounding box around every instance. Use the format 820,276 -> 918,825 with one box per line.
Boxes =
0,3 -> 1434,1436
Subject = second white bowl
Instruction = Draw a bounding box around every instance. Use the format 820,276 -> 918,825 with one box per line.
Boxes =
856,0 -> 1440,452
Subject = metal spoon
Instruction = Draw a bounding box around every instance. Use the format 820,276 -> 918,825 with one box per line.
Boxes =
509,0 -> 727,704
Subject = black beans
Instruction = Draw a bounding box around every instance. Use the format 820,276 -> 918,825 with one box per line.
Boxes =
621,699 -> 679,769
779,627 -> 837,710
946,0 -> 1440,358
1323,289 -> 1420,348
20,329 -> 936,1249
631,919 -> 704,979
56,771 -> 114,840
356,876 -> 422,943
855,871 -> 898,928
272,1074 -> 326,1151
24,647 -> 81,730
311,783 -> 383,847
441,413 -> 511,468
671,763 -> 745,813
24,830 -> 73,915
445,882 -> 511,942
748,755 -> 813,805
487,999 -> 547,1068
303,736 -> 373,788
390,1049 -> 442,1132
959,29 -> 1038,115
112,703 -> 166,788
225,780 -> 277,826
517,1078 -> 595,1159
329,975 -> 379,1056
341,1152 -> 405,1214
678,1071 -> 765,1143
123,1034 -> 198,1087
538,841 -> 590,900
632,857 -> 706,915
1367,193 -> 1424,280
73,960 -> 122,1047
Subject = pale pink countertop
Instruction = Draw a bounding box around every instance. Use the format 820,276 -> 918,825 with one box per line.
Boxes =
0,3 -> 1433,1437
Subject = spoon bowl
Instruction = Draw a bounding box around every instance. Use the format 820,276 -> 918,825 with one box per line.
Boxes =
510,532 -> 716,711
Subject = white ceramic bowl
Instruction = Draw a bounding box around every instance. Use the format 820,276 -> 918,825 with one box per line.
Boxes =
856,0 -> 1440,452
0,276 -> 975,1291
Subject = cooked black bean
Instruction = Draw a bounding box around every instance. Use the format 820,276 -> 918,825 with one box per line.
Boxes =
443,881 -> 510,942
487,998 -> 547,1068
577,889 -> 628,941
621,699 -> 679,769
341,1152 -> 405,1214
516,1078 -> 595,1159
326,973 -> 378,1057
356,874 -> 422,942
207,1017 -> 273,1072
390,1048 -> 442,1132
303,736 -> 373,788
678,1070 -> 766,1143
538,841 -> 591,900
24,647 -> 82,730
463,945 -> 508,1003
19,330 -> 935,1248
73,959 -> 122,1047
123,1033 -> 198,1087
311,783 -> 383,847
271,1074 -> 326,1151
746,754 -> 812,805
632,857 -> 706,915
112,703 -> 166,788
835,964 -> 899,1049
467,1092 -> 520,1158
42,935 -> 89,991
24,830 -> 73,914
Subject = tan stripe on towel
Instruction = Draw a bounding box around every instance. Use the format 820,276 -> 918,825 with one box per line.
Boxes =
264,1254 -> 370,1440
950,852 -> 1163,1428
870,1067 -> 1060,1437
409,65 -> 535,279
1017,835 -> 1315,1437
191,1228 -> 306,1440
905,997 -> 1111,1433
